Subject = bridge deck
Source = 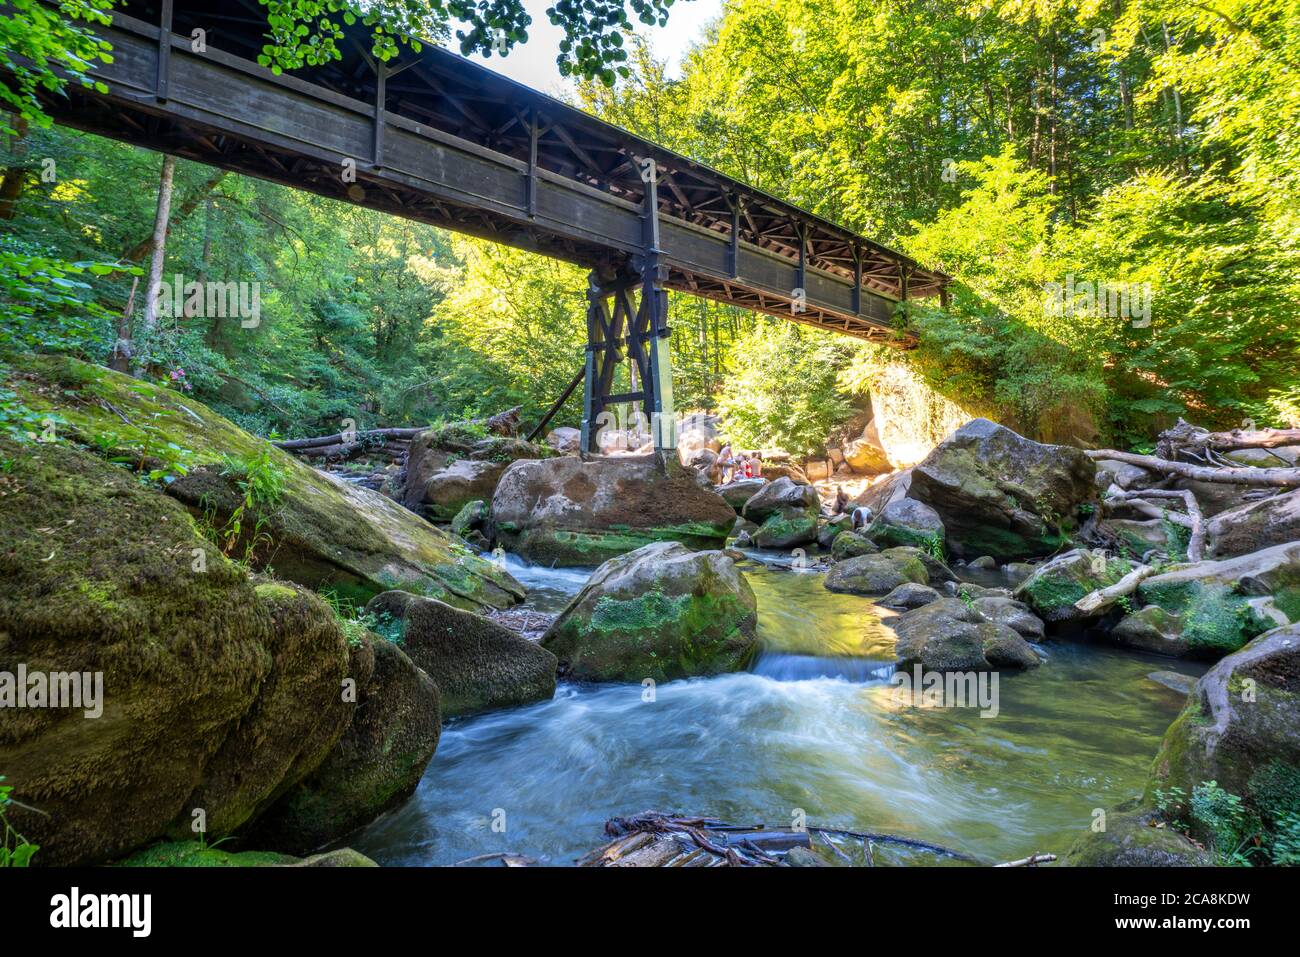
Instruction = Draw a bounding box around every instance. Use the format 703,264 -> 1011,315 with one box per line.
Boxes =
34,0 -> 946,344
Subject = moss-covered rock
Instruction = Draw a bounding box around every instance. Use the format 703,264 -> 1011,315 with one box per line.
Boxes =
0,438 -> 355,865
753,504 -> 818,548
718,477 -> 767,512
878,582 -> 943,610
4,353 -> 524,611
492,454 -> 736,566
1063,803 -> 1211,867
400,426 -> 555,519
1145,624 -> 1300,833
903,418 -> 1096,560
451,499 -> 489,538
831,530 -> 878,560
114,841 -> 377,867
541,542 -> 759,682
1112,605 -> 1188,656
817,513 -> 852,549
244,634 -> 440,855
1135,542 -> 1300,658
970,596 -> 1045,640
364,590 -> 557,716
824,551 -> 928,596
881,545 -> 956,585
1014,549 -> 1134,624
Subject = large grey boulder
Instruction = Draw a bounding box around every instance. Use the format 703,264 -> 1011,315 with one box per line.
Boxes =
402,427 -> 551,521
742,476 -> 820,521
541,542 -> 759,682
366,591 -> 557,716
888,598 -> 1040,672
718,478 -> 767,512
865,498 -> 945,551
1063,803 -> 1211,867
825,551 -> 929,596
901,418 -> 1097,560
492,453 -> 736,566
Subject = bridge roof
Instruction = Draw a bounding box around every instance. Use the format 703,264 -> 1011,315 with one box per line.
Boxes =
145,0 -> 947,305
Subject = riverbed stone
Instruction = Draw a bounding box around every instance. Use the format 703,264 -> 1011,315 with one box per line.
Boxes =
878,582 -> 943,610
1206,489 -> 1300,558
1063,803 -> 1211,867
541,542 -> 759,682
452,499 -> 489,537
492,453 -> 736,566
971,596 -> 1045,640
1136,541 -> 1300,658
365,590 -> 557,716
1112,605 -> 1189,656
824,551 -> 929,596
0,438 -> 356,865
881,545 -> 956,584
818,513 -> 852,549
1014,549 -> 1135,624
888,598 -> 1040,672
865,498 -> 945,551
245,635 -> 441,855
718,477 -> 767,511
1146,623 -> 1300,834
902,418 -> 1097,560
742,476 -> 820,521
402,425 -> 552,517
1147,671 -> 1198,696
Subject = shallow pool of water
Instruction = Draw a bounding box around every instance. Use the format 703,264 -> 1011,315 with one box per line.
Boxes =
351,553 -> 1203,866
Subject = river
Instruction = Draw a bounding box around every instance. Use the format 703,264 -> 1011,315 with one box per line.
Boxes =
351,551 -> 1203,865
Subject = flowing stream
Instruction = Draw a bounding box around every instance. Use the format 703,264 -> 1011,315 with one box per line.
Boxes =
351,552 -> 1204,866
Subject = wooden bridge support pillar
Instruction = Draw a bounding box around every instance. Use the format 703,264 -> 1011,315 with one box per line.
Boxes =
579,266 -> 676,455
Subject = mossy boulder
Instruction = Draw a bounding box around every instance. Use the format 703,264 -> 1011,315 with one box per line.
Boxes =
1135,542 -> 1300,658
0,439 -> 356,865
1063,803 -> 1211,867
1100,518 -> 1183,562
400,426 -> 554,519
244,634 -> 440,854
492,453 -> 736,566
451,499 -> 489,538
824,551 -> 928,596
831,530 -> 878,561
970,596 -> 1045,640
888,598 -> 1040,672
881,545 -> 956,585
541,542 -> 759,682
364,590 -> 557,716
903,418 -> 1096,560
1145,624 -> 1300,834
865,498 -> 945,552
5,353 -> 524,611
1014,549 -> 1134,624
1206,489 -> 1300,559
817,513 -> 852,549
753,505 -> 818,549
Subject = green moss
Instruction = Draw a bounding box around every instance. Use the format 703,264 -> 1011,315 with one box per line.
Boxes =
114,841 -> 299,867
512,522 -> 732,567
1141,580 -> 1271,656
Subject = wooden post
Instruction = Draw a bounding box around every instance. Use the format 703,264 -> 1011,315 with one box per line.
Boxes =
640,167 -> 675,450
527,108 -> 538,219
851,246 -> 862,315
372,63 -> 387,168
156,0 -> 173,102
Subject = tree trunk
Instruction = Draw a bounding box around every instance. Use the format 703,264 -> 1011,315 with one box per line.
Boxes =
0,116 -> 31,220
133,154 -> 177,376
121,167 -> 224,262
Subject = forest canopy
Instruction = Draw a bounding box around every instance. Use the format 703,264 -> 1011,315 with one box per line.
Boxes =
2,0 -> 1298,452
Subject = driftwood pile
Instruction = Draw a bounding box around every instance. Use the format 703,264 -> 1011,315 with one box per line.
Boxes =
1071,419 -> 1300,613
565,811 -> 1052,868
271,407 -> 523,466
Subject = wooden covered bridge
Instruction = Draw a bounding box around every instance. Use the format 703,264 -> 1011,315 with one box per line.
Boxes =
32,0 -> 948,451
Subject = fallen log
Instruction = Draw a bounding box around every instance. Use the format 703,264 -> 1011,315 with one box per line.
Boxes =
1103,488 -> 1205,561
1157,418 -> 1300,459
994,852 -> 1057,867
274,427 -> 425,451
1085,449 -> 1300,488
1074,563 -> 1156,615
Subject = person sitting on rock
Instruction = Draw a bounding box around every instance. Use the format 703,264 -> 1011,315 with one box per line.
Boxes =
717,442 -> 736,483
833,485 -> 848,515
